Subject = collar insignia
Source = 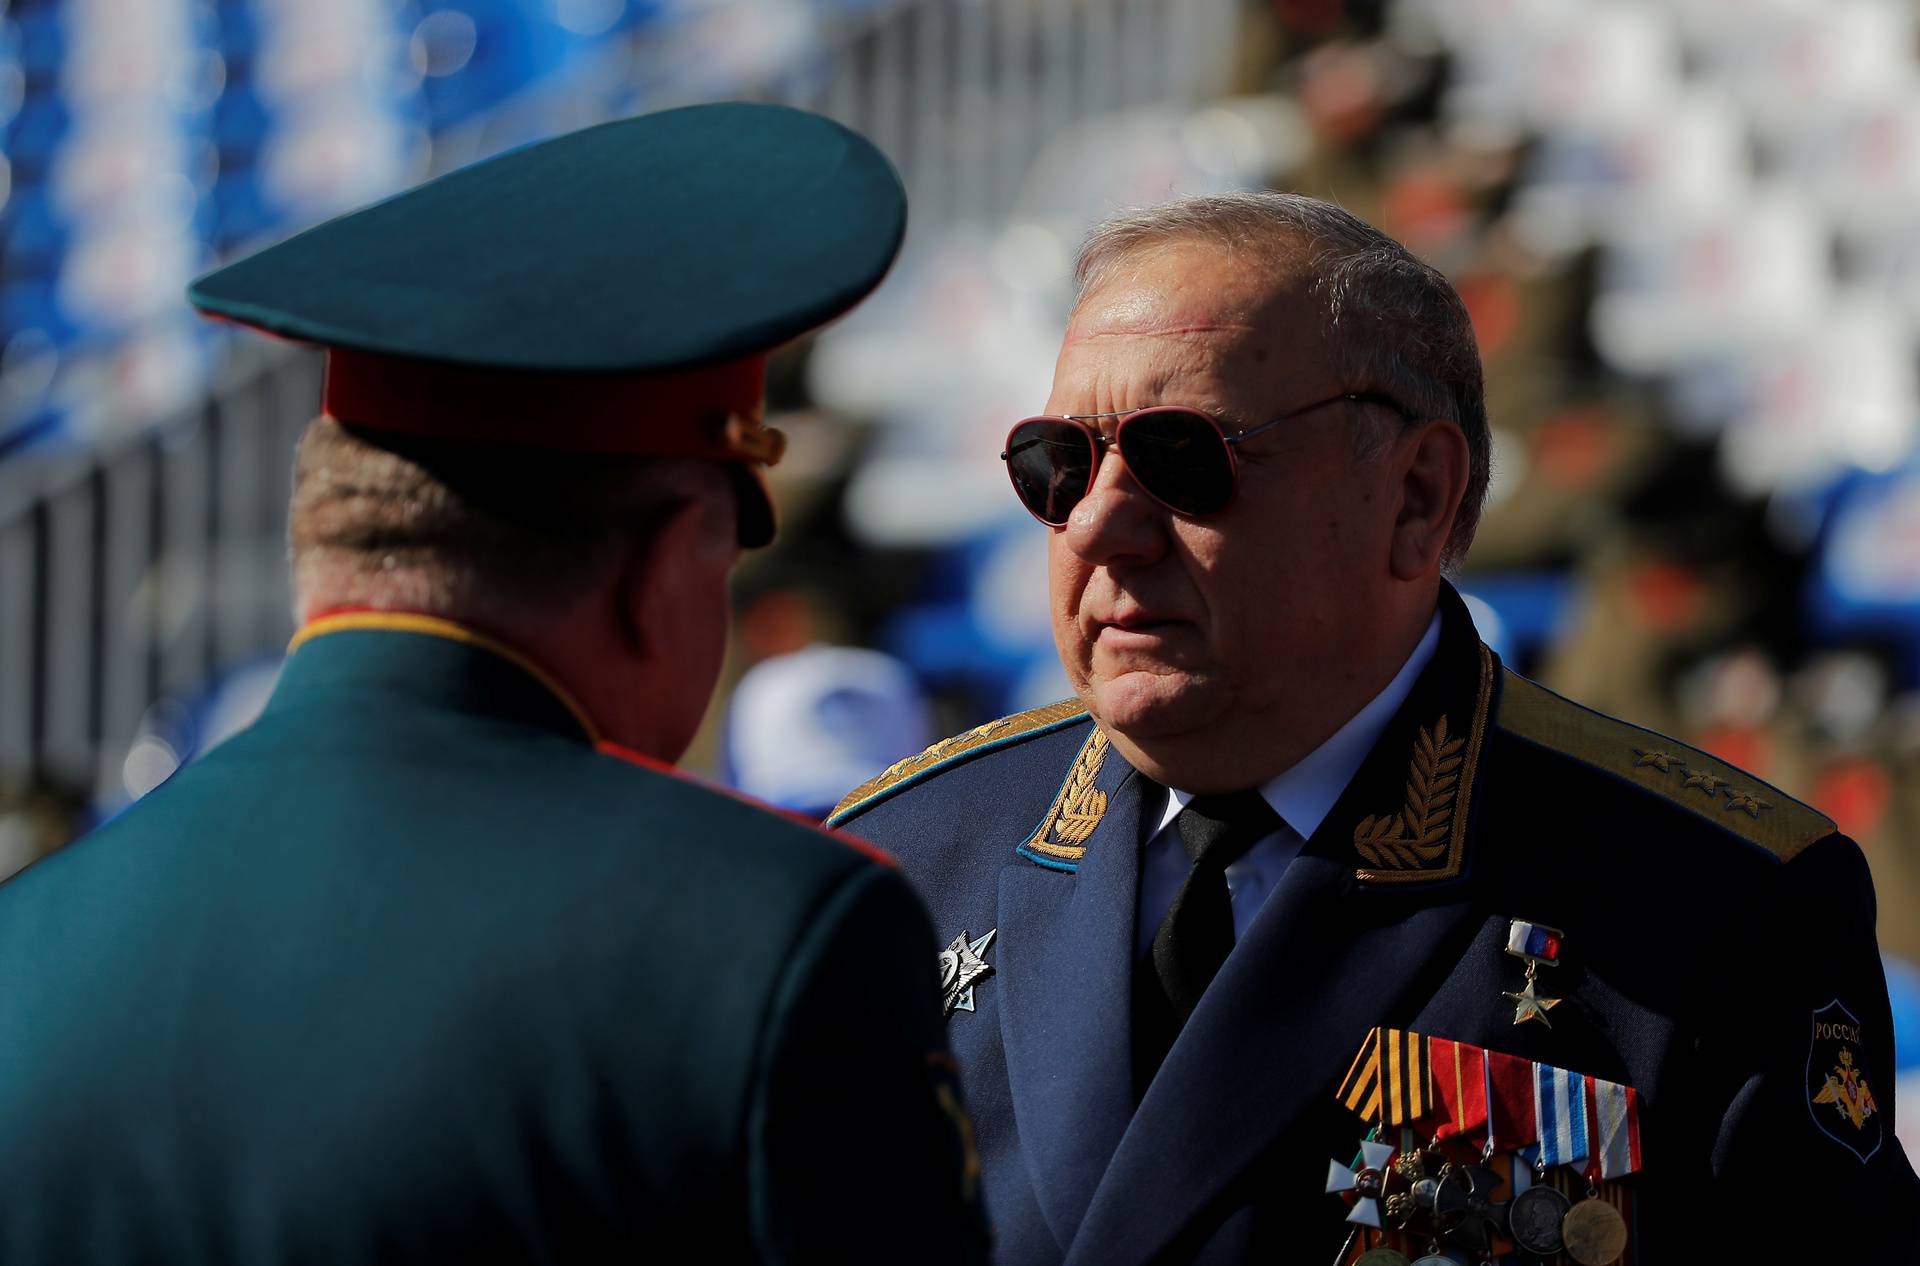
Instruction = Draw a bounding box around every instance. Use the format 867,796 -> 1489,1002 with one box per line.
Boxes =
1017,727 -> 1111,871
1348,641 -> 1494,885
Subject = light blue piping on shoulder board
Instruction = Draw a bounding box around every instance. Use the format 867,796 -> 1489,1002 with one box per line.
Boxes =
825,710 -> 1091,828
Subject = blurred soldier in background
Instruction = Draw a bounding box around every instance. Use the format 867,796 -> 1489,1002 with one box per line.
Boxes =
831,192 -> 1920,1263
724,642 -> 936,821
0,104 -> 986,1264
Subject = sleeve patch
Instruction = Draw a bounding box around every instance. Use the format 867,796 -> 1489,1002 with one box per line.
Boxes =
1806,999 -> 1885,1163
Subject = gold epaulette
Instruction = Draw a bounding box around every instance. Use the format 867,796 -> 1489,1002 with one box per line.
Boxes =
1495,668 -> 1834,862
828,699 -> 1090,824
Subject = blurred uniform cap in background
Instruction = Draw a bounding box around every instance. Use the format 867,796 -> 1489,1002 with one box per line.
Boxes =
724,644 -> 934,819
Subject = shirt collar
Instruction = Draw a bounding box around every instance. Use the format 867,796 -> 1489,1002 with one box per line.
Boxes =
1157,610 -> 1444,840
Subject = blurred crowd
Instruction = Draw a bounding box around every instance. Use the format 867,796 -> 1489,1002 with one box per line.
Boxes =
0,0 -> 869,456
4,0 -> 1920,1160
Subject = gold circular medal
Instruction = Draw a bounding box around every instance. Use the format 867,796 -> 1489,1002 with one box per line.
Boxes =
1354,1250 -> 1411,1266
1560,1195 -> 1629,1265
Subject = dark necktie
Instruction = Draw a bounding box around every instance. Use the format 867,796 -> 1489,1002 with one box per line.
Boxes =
1132,789 -> 1282,1097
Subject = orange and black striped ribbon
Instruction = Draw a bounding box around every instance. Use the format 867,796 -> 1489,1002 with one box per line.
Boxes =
1337,1028 -> 1381,1120
1336,1027 -> 1432,1126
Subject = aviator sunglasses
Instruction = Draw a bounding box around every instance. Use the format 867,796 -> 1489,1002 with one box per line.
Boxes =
1000,390 -> 1416,526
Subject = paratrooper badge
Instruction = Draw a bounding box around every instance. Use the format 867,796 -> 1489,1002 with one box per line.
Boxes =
939,929 -> 996,1018
1806,999 -> 1883,1162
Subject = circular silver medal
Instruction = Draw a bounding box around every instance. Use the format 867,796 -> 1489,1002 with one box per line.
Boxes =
1353,1250 -> 1411,1266
1408,1256 -> 1454,1266
1507,1185 -> 1572,1256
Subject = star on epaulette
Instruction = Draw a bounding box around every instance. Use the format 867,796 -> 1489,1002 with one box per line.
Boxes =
1683,771 -> 1729,797
1724,792 -> 1773,818
1633,748 -> 1685,774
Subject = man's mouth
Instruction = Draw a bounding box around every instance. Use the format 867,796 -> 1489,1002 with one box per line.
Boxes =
1096,611 -> 1188,640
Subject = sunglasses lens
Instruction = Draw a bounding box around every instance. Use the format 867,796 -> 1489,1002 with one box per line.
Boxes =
1005,418 -> 1095,524
1117,409 -> 1234,516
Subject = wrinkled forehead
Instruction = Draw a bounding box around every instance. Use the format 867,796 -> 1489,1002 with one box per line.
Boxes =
1060,244 -> 1337,394
1064,236 -> 1327,350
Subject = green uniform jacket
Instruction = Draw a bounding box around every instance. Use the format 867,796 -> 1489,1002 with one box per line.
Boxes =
0,615 -> 985,1264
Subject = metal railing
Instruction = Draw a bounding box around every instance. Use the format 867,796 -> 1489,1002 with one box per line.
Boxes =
0,344 -> 321,796
0,0 -> 1242,802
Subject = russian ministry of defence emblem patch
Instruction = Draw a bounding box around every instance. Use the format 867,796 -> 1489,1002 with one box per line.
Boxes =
1806,999 -> 1882,1162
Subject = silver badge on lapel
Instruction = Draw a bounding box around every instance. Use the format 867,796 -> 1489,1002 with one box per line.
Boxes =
938,929 -> 996,1018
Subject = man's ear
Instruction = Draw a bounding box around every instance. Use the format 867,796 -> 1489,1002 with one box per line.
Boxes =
612,496 -> 715,658
1389,419 -> 1471,581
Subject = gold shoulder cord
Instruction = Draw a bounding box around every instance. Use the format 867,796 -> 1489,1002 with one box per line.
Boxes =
829,699 -> 1089,823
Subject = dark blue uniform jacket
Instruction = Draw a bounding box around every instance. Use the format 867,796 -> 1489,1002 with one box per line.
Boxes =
0,617 -> 985,1264
830,586 -> 1920,1264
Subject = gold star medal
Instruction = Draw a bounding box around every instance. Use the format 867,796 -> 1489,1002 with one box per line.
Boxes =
1502,919 -> 1564,1028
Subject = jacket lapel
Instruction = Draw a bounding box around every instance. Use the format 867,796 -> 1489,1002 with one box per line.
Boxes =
1066,855 -> 1480,1263
994,730 -> 1157,1253
1067,587 -> 1498,1264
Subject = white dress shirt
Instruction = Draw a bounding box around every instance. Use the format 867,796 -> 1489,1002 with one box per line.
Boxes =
1134,613 -> 1443,962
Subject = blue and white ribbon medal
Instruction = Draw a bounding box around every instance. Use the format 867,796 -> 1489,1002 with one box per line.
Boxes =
1521,1061 -> 1587,1174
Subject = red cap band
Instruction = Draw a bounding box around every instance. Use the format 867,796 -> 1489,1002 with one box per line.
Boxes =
322,346 -> 777,461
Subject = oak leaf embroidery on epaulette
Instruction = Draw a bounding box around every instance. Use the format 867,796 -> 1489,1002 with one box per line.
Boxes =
1354,715 -> 1465,871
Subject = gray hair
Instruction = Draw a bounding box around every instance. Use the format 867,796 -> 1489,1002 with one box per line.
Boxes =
289,416 -> 700,617
1074,191 -> 1490,567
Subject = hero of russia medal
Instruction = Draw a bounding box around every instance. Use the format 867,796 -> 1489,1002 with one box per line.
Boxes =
1503,918 -> 1564,1027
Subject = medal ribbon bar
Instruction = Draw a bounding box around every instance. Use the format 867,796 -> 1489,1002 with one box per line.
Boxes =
1592,1077 -> 1644,1179
1337,1028 -> 1433,1127
1522,1061 -> 1588,1172
1486,1048 -> 1538,1153
1506,919 -> 1562,962
1429,1037 -> 1487,1142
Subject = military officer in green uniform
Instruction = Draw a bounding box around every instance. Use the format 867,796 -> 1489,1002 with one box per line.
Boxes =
0,105 -> 985,1264
828,192 -> 1920,1262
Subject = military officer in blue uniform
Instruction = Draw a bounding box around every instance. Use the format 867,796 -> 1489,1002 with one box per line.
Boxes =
830,192 -> 1920,1262
0,105 -> 985,1264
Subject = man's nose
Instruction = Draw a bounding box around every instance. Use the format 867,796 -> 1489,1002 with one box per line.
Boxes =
1060,445 -> 1170,565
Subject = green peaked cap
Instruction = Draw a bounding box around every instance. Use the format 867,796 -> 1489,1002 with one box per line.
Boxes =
188,102 -> 907,546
